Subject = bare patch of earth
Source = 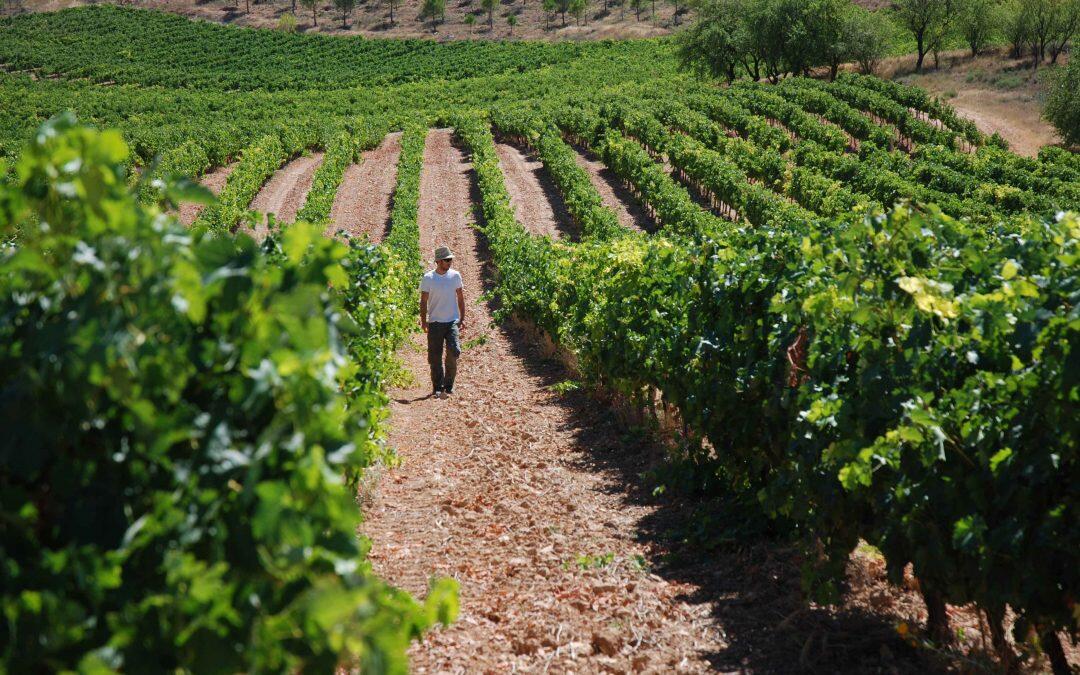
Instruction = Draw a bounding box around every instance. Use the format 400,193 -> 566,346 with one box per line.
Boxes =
943,89 -> 1058,157
329,131 -> 402,242
178,162 -> 235,226
570,144 -> 654,232
247,151 -> 323,237
494,141 -> 576,239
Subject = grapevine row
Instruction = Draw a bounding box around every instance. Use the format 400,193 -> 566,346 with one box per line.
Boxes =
456,114 -> 1080,664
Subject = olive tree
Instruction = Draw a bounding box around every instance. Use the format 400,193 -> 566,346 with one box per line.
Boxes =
676,0 -> 877,82
675,0 -> 748,81
895,0 -> 955,72
843,4 -> 893,74
481,0 -> 496,27
570,0 -> 587,23
420,0 -> 445,29
1003,0 -> 1031,56
334,0 -> 355,27
1046,0 -> 1080,63
956,0 -> 1001,55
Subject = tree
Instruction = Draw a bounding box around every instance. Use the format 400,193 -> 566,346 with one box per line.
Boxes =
956,0 -> 1001,55
1043,38 -> 1080,145
420,0 -> 445,29
747,0 -> 793,81
554,0 -> 573,24
843,5 -> 893,74
677,0 -> 856,82
464,11 -> 476,34
299,0 -> 318,26
675,0 -> 747,82
631,0 -> 645,20
1046,0 -> 1080,63
895,0 -> 955,73
387,0 -> 397,24
1002,0 -> 1031,56
508,13 -> 518,33
800,0 -> 852,80
481,0 -> 496,28
334,0 -> 355,27
1025,0 -> 1057,64
668,0 -> 680,23
1016,0 -> 1078,65
570,0 -> 587,23
542,0 -> 557,24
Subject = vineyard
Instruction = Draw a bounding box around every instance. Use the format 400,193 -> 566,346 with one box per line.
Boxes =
1,5 -> 1078,673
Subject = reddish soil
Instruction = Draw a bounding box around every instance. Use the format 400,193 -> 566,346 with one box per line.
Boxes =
178,162 -> 235,226
494,141 -> 577,239
247,151 -> 324,237
329,131 -> 403,242
362,129 -> 721,672
571,145 -> 653,232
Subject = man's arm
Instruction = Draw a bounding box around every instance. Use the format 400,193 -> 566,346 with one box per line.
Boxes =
419,291 -> 429,332
456,287 -> 465,332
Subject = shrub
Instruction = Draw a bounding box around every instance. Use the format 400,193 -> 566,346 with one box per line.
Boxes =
277,11 -> 298,31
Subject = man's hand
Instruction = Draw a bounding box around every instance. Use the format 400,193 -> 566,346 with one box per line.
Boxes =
420,318 -> 428,333
457,320 -> 465,334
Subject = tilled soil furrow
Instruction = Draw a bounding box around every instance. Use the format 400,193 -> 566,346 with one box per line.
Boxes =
362,129 -> 719,673
248,152 -> 324,237
329,131 -> 403,241
571,145 -> 654,232
178,163 -> 236,226
494,141 -> 577,240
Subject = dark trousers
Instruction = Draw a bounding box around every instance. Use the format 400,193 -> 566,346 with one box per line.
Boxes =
427,321 -> 461,393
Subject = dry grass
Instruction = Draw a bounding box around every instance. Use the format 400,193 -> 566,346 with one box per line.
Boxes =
878,48 -> 1066,157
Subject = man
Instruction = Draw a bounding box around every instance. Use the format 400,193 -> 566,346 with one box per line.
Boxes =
420,246 -> 465,399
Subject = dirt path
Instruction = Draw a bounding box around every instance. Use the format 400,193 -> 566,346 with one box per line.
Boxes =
941,89 -> 1058,157
571,145 -> 653,232
886,50 -> 1065,157
329,132 -> 402,241
247,152 -> 324,236
178,163 -> 235,226
495,141 -> 577,240
361,129 -> 720,672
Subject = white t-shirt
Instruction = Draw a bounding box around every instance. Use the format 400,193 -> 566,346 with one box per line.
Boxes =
420,269 -> 463,323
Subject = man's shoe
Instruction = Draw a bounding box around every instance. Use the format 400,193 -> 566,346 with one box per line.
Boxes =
443,389 -> 453,398
432,390 -> 442,399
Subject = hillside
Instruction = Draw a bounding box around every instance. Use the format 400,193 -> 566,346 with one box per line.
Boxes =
12,0 -> 682,39
10,0 -> 900,39
1,6 -> 1077,674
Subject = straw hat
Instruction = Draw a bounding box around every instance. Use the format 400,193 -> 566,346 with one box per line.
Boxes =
434,246 -> 454,261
